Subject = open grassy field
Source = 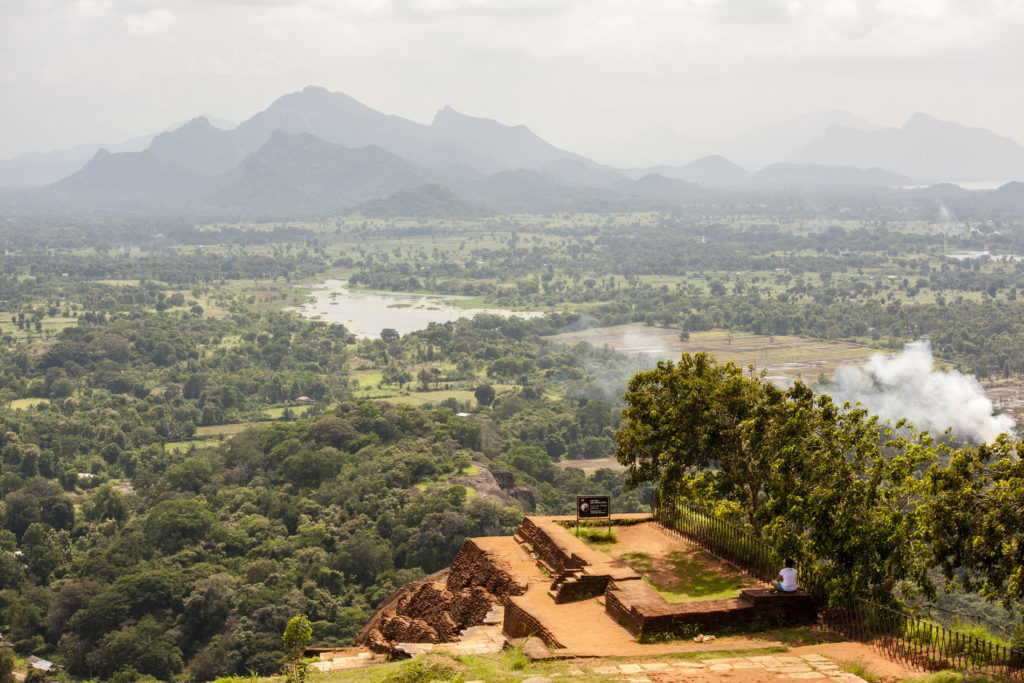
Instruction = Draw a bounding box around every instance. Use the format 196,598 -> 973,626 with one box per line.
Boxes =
263,405 -> 311,419
0,315 -> 78,340
543,325 -> 881,383
10,397 -> 49,410
556,456 -> 625,473
194,423 -> 267,437
380,389 -> 476,407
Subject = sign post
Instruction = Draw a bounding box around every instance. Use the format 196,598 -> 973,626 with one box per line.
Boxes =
576,495 -> 611,537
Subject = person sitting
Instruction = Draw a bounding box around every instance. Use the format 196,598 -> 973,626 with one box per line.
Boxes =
774,559 -> 798,593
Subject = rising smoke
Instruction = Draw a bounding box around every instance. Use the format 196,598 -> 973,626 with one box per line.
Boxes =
826,340 -> 1015,444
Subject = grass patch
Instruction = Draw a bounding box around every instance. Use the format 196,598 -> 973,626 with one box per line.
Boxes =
618,548 -> 750,603
316,649 -> 582,682
897,673 -> 998,682
10,397 -> 49,410
381,389 -> 476,407
350,370 -> 384,389
620,551 -> 654,573
195,422 -> 270,437
840,660 -> 881,683
263,405 -> 311,419
573,525 -> 617,547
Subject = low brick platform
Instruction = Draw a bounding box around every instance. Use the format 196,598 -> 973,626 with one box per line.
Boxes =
515,516 -> 819,641
607,582 -> 817,637
359,516 -> 819,658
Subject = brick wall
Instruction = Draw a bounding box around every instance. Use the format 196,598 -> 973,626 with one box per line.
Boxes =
517,517 -> 582,574
552,574 -> 610,603
503,596 -> 564,649
447,538 -> 526,598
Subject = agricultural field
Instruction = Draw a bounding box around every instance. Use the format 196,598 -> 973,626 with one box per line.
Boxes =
544,325 -> 880,383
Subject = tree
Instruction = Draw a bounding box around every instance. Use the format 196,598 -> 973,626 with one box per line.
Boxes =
474,383 -> 495,407
924,435 -> 1024,612
282,614 -> 313,683
85,616 -> 183,680
83,484 -> 128,523
143,498 -> 216,553
308,416 -> 357,449
507,445 -> 554,483
0,645 -> 14,683
615,352 -> 938,605
615,353 -> 761,496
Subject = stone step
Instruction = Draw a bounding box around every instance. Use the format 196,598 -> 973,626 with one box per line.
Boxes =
482,605 -> 504,625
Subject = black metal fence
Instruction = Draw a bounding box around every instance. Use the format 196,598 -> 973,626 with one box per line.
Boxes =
655,496 -> 1023,679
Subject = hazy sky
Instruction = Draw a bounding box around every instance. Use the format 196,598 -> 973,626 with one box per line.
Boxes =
2,0 -> 1023,159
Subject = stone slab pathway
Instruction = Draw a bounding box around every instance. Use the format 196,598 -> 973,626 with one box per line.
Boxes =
307,648 -> 384,672
582,653 -> 865,681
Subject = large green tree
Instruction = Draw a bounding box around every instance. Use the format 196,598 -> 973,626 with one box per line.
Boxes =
615,352 -> 940,604
924,436 -> 1024,612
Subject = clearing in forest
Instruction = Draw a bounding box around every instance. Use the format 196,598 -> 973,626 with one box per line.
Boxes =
543,325 -> 878,382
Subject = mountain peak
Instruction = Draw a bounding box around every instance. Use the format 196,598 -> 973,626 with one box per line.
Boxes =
177,116 -> 216,131
903,112 -> 945,130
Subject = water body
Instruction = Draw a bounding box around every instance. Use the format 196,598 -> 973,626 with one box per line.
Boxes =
947,250 -> 1024,262
291,279 -> 544,338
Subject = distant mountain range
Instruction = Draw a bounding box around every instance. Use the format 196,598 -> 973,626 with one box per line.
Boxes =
0,115 -> 235,188
4,87 -> 1024,216
603,111 -> 1024,181
603,110 -> 880,168
789,113 -> 1024,181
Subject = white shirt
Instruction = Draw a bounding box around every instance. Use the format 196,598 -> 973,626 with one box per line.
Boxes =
779,567 -> 798,592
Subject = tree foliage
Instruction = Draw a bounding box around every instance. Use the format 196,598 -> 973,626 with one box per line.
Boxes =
282,614 -> 313,683
616,352 -> 942,605
924,436 -> 1024,611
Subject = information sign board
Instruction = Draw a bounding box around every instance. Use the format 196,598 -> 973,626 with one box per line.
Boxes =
576,495 -> 610,519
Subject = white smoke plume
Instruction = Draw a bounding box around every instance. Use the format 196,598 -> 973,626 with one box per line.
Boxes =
828,340 -> 1015,444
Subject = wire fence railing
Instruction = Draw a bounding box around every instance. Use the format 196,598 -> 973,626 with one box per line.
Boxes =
654,495 -> 1023,679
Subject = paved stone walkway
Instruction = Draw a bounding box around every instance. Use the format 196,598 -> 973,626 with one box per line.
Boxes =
307,648 -> 384,672
587,653 -> 865,681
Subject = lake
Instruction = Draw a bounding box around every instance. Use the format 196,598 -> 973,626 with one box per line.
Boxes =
290,279 -> 544,338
